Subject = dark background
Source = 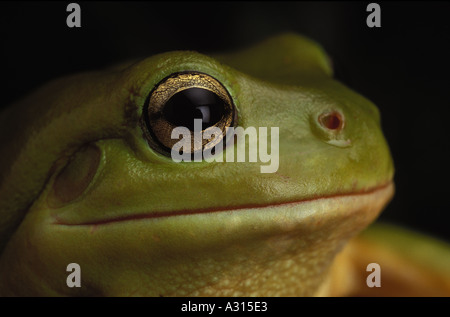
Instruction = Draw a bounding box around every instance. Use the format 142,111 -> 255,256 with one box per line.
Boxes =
1,1 -> 449,242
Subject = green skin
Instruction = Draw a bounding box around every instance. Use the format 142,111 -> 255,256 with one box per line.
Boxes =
0,34 -> 395,296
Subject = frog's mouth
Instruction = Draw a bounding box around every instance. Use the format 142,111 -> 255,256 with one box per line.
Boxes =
5,181 -> 395,297
53,181 -> 394,227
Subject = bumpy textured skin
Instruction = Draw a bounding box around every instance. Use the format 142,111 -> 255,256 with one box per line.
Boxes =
0,33 -> 406,296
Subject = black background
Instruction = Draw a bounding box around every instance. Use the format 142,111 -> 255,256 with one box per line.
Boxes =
1,1 -> 449,242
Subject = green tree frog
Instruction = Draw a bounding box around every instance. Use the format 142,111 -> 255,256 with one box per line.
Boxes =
0,33 -> 448,296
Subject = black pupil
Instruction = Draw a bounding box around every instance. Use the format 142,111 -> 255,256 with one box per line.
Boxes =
162,88 -> 227,131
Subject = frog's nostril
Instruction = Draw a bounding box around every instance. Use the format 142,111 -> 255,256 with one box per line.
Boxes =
319,111 -> 344,131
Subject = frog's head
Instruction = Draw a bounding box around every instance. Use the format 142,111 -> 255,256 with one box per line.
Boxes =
0,33 -> 393,296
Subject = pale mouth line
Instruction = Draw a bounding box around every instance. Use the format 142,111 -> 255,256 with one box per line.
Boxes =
54,181 -> 394,227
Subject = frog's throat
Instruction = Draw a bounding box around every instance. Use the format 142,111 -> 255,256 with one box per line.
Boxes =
54,181 -> 394,227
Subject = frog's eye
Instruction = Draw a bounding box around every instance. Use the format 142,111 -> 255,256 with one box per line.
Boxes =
142,72 -> 236,158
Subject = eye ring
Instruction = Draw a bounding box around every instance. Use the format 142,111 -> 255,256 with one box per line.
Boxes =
141,71 -> 236,158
